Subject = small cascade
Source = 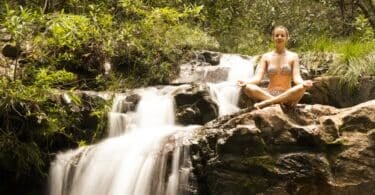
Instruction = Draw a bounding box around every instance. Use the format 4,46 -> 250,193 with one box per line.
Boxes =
107,94 -> 133,137
134,88 -> 175,129
219,54 -> 256,82
49,87 -> 198,195
49,52 -> 256,195
208,82 -> 241,116
208,54 -> 256,116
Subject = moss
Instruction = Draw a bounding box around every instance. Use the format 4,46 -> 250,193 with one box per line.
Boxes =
240,176 -> 269,194
241,155 -> 276,172
0,80 -> 110,194
207,169 -> 271,195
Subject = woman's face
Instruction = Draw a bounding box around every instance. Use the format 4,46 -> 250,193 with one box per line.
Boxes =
272,28 -> 288,45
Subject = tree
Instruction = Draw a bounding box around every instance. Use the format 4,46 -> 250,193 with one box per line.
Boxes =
355,0 -> 375,29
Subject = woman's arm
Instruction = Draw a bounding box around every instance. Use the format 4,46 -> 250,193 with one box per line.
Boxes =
292,53 -> 313,87
238,54 -> 267,86
292,53 -> 304,85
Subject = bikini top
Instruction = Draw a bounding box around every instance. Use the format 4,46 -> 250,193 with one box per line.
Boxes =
267,63 -> 292,76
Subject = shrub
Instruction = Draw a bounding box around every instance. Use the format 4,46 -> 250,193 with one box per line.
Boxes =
112,4 -> 218,86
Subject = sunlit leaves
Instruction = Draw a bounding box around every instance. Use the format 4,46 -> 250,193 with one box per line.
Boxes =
2,5 -> 42,43
354,15 -> 375,42
47,14 -> 92,49
34,68 -> 77,88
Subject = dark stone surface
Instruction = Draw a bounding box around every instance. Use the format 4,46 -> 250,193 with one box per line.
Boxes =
174,83 -> 219,125
2,44 -> 21,59
190,100 -> 375,195
307,76 -> 375,108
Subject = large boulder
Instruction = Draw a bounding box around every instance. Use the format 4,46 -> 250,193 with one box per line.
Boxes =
172,51 -> 229,84
299,52 -> 335,79
299,52 -> 374,107
305,76 -> 375,108
174,83 -> 219,125
190,100 -> 375,195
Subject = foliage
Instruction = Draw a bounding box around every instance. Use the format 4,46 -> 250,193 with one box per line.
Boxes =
46,14 -> 92,49
299,36 -> 335,52
0,134 -> 44,178
2,5 -> 43,44
0,78 -> 50,188
32,12 -> 106,79
185,0 -> 342,54
328,53 -> 375,92
327,42 -> 375,91
298,12 -> 375,90
353,15 -> 375,42
3,0 -> 371,87
0,1 -> 218,88
34,68 -> 77,88
0,77 -> 109,193
301,36 -> 375,91
1,5 -> 45,80
112,3 -> 218,86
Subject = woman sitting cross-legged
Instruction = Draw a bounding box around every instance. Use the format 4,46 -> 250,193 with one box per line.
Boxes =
237,25 -> 313,109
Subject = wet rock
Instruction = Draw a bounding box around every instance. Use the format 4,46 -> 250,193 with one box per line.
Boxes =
307,76 -> 375,108
2,44 -> 21,59
172,51 -> 229,84
198,50 -> 221,65
174,83 -> 219,125
237,89 -> 255,109
173,62 -> 229,84
124,93 -> 141,112
300,52 -> 335,79
190,100 -> 375,195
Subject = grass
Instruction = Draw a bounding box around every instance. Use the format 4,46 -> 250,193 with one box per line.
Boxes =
299,36 -> 375,92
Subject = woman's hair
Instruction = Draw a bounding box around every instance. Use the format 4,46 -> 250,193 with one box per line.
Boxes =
272,25 -> 289,37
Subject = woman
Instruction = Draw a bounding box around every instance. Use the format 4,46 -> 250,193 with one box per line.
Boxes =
237,26 -> 313,109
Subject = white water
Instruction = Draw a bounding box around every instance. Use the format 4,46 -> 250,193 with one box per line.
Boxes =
208,54 -> 256,116
48,54 -> 256,195
107,94 -> 133,137
49,87 -> 197,195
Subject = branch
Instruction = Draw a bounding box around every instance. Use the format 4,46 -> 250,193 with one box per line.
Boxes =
357,0 -> 375,28
370,0 -> 375,13
43,0 -> 49,13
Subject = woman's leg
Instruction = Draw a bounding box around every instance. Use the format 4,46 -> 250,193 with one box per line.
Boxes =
242,84 -> 274,101
254,84 -> 306,109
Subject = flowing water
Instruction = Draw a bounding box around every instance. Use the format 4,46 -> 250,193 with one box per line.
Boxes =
48,54 -> 255,195
208,54 -> 255,116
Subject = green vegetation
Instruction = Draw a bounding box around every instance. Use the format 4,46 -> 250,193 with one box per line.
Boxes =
298,12 -> 375,92
1,0 -> 374,88
0,0 -> 375,194
301,36 -> 375,91
0,77 -> 110,194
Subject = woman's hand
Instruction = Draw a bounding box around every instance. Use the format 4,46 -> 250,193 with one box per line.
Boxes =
302,80 -> 313,88
237,80 -> 246,87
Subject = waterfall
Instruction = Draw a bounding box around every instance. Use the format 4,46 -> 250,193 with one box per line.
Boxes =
49,87 -> 197,195
208,54 -> 256,116
48,53 -> 256,195
107,94 -> 133,137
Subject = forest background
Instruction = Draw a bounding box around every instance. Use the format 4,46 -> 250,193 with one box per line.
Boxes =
0,0 -> 375,194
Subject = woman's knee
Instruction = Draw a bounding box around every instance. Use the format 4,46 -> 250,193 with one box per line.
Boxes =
242,84 -> 259,95
243,84 -> 272,101
288,85 -> 306,102
290,84 -> 306,94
